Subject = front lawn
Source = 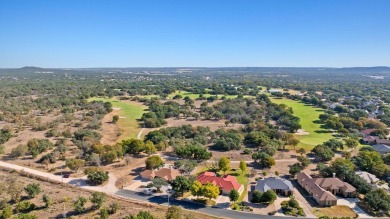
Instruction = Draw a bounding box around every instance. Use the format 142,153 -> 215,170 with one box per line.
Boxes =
223,169 -> 248,202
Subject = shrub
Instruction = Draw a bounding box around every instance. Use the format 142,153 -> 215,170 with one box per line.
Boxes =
14,214 -> 38,219
73,196 -> 88,213
9,144 -> 28,158
145,155 -> 164,170
24,183 -> 41,198
90,192 -> 106,209
281,197 -> 305,216
243,148 -> 252,154
42,194 -> 51,208
66,158 -> 85,172
100,208 -> 109,219
251,190 -> 263,203
1,205 -> 13,219
15,201 -> 36,213
87,169 -> 109,185
108,202 -> 119,214
165,206 -> 182,219
27,138 -> 53,158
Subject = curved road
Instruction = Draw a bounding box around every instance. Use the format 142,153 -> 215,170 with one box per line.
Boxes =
0,161 -> 314,219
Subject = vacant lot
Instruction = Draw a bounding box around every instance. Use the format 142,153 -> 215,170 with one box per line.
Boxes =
270,98 -> 333,149
313,205 -> 358,218
89,97 -> 147,140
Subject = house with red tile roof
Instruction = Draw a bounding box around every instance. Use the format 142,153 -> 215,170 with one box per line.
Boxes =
196,171 -> 244,195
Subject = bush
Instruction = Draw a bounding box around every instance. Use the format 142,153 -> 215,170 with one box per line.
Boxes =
9,144 -> 28,158
100,208 -> 109,219
87,169 -> 109,185
145,155 -> 164,170
90,192 -> 106,209
364,188 -> 390,214
66,158 -> 85,172
24,183 -> 41,198
165,206 -> 182,219
0,144 -> 5,155
126,211 -> 155,219
38,152 -> 58,164
251,190 -> 263,203
108,202 -> 119,214
281,197 -> 305,216
243,148 -> 252,154
0,204 -> 13,219
261,190 -> 277,204
42,194 -> 51,208
15,201 -> 36,213
27,138 -> 53,158
251,190 -> 277,204
73,196 -> 88,213
14,214 -> 38,219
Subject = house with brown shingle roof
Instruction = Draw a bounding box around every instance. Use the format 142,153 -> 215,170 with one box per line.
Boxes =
140,167 -> 181,181
297,172 -> 356,207
196,171 -> 244,195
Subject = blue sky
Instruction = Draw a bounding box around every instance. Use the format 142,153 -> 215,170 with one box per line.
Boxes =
0,0 -> 389,68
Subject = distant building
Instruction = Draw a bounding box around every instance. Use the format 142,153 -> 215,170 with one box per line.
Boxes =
371,144 -> 390,154
297,172 -> 356,207
268,89 -> 282,94
356,171 -> 389,191
255,177 -> 293,196
374,138 -> 390,146
362,136 -> 377,145
140,167 -> 181,181
196,171 -> 244,195
360,129 -> 375,137
356,171 -> 379,184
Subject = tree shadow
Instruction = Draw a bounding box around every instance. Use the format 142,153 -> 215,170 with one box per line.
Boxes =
68,178 -> 88,187
53,170 -> 72,176
314,130 -> 333,134
130,167 -> 145,177
313,120 -> 323,124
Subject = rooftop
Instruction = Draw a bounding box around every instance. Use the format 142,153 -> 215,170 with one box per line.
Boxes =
196,171 -> 242,192
255,177 -> 293,193
356,171 -> 379,184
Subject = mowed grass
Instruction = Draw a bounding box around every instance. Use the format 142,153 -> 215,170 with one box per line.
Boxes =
270,98 -> 333,150
88,97 -> 147,140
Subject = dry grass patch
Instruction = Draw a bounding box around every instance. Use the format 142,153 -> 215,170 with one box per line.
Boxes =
314,205 -> 358,218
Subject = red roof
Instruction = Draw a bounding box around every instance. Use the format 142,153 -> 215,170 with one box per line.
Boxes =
196,171 -> 242,192
360,129 -> 375,136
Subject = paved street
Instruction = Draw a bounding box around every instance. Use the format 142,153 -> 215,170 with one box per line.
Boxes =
115,189 -> 315,219
0,160 -> 315,219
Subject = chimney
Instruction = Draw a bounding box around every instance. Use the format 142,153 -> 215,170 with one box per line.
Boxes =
333,173 -> 336,178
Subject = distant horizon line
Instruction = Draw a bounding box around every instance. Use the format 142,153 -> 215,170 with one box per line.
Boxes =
1,65 -> 390,69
